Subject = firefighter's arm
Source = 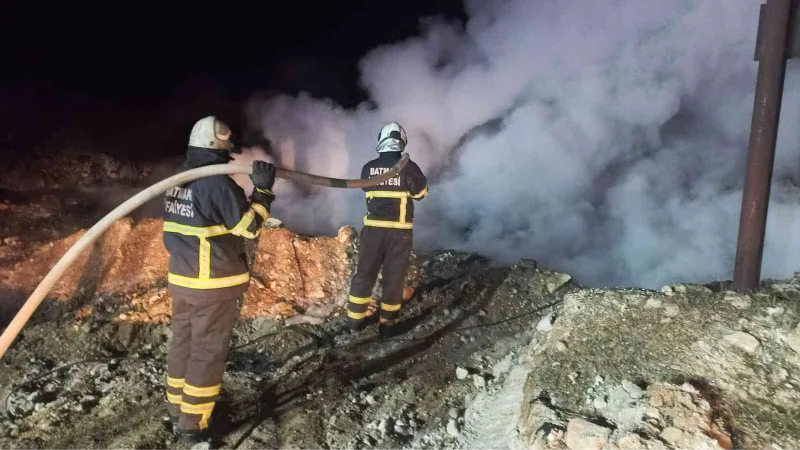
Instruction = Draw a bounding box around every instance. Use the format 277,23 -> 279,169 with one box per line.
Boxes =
212,179 -> 272,240
406,160 -> 429,201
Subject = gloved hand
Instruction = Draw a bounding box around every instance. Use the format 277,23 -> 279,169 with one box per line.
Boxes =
251,161 -> 276,191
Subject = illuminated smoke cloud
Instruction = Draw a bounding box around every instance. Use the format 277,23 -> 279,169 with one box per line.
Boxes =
244,0 -> 800,288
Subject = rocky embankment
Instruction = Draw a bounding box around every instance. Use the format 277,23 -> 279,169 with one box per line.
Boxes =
494,282 -> 800,450
0,151 -> 799,449
1,231 -> 799,449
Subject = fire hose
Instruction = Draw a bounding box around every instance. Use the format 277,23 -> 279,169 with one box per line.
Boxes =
0,153 -> 409,359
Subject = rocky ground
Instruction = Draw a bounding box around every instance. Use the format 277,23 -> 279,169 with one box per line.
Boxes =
1,152 -> 799,450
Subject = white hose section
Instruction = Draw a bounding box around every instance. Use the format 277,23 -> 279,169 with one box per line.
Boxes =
0,164 -> 254,359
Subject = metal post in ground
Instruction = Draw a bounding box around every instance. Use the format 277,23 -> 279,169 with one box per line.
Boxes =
733,0 -> 795,293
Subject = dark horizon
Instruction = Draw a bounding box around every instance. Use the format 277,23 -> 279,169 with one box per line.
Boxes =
0,0 -> 465,161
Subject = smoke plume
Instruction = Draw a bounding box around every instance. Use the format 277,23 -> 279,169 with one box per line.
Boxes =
242,0 -> 800,289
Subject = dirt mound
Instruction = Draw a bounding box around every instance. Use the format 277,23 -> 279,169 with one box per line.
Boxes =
0,149 -> 179,261
0,219 -> 385,324
0,150 -> 150,193
3,219 -> 167,302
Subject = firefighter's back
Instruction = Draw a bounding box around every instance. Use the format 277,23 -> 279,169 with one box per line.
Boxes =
162,174 -> 250,298
361,152 -> 427,229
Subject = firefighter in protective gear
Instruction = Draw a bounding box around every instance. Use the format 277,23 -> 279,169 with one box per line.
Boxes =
347,122 -> 428,338
162,116 -> 276,443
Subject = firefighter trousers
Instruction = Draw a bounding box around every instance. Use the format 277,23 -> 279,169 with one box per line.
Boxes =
166,292 -> 239,431
348,226 -> 413,328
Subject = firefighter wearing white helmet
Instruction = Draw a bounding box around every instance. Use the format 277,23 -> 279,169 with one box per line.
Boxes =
346,121 -> 429,339
188,115 -> 235,150
376,122 -> 407,153
162,115 -> 277,444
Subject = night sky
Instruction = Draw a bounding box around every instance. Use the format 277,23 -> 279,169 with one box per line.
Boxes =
0,1 -> 464,160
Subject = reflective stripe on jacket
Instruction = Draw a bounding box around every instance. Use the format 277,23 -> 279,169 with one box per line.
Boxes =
360,152 -> 428,229
162,146 -> 274,298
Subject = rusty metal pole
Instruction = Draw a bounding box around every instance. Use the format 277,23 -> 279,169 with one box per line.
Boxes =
733,0 -> 794,293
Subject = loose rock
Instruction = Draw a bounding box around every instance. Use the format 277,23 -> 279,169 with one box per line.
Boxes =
284,314 -> 326,327
766,306 -> 785,316
456,367 -> 469,380
788,324 -> 800,354
446,419 -> 460,437
537,314 -> 555,332
264,217 -> 283,228
723,331 -> 760,354
645,298 -> 663,309
547,273 -> 572,294
621,380 -> 643,399
564,419 -> 611,450
663,304 -> 680,318
725,292 -> 751,309
660,427 -> 684,445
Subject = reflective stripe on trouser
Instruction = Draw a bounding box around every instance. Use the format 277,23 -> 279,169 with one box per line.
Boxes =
349,226 -> 413,327
347,294 -> 372,324
167,376 -> 185,410
166,292 -> 239,431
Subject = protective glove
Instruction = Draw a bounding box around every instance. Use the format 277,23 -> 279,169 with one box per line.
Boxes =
251,160 -> 276,191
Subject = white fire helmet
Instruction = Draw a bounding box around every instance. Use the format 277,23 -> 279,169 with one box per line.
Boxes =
376,122 -> 407,152
188,116 -> 234,150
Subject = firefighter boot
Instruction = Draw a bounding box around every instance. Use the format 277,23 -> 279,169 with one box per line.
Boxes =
176,427 -> 210,446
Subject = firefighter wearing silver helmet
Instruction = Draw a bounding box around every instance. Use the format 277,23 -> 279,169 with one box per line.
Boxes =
346,121 -> 428,338
375,121 -> 408,153
162,116 -> 277,444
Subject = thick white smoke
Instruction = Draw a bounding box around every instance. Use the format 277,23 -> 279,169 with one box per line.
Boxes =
243,0 -> 800,289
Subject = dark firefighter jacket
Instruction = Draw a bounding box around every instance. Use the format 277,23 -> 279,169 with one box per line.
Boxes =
162,146 -> 274,299
361,152 -> 428,229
